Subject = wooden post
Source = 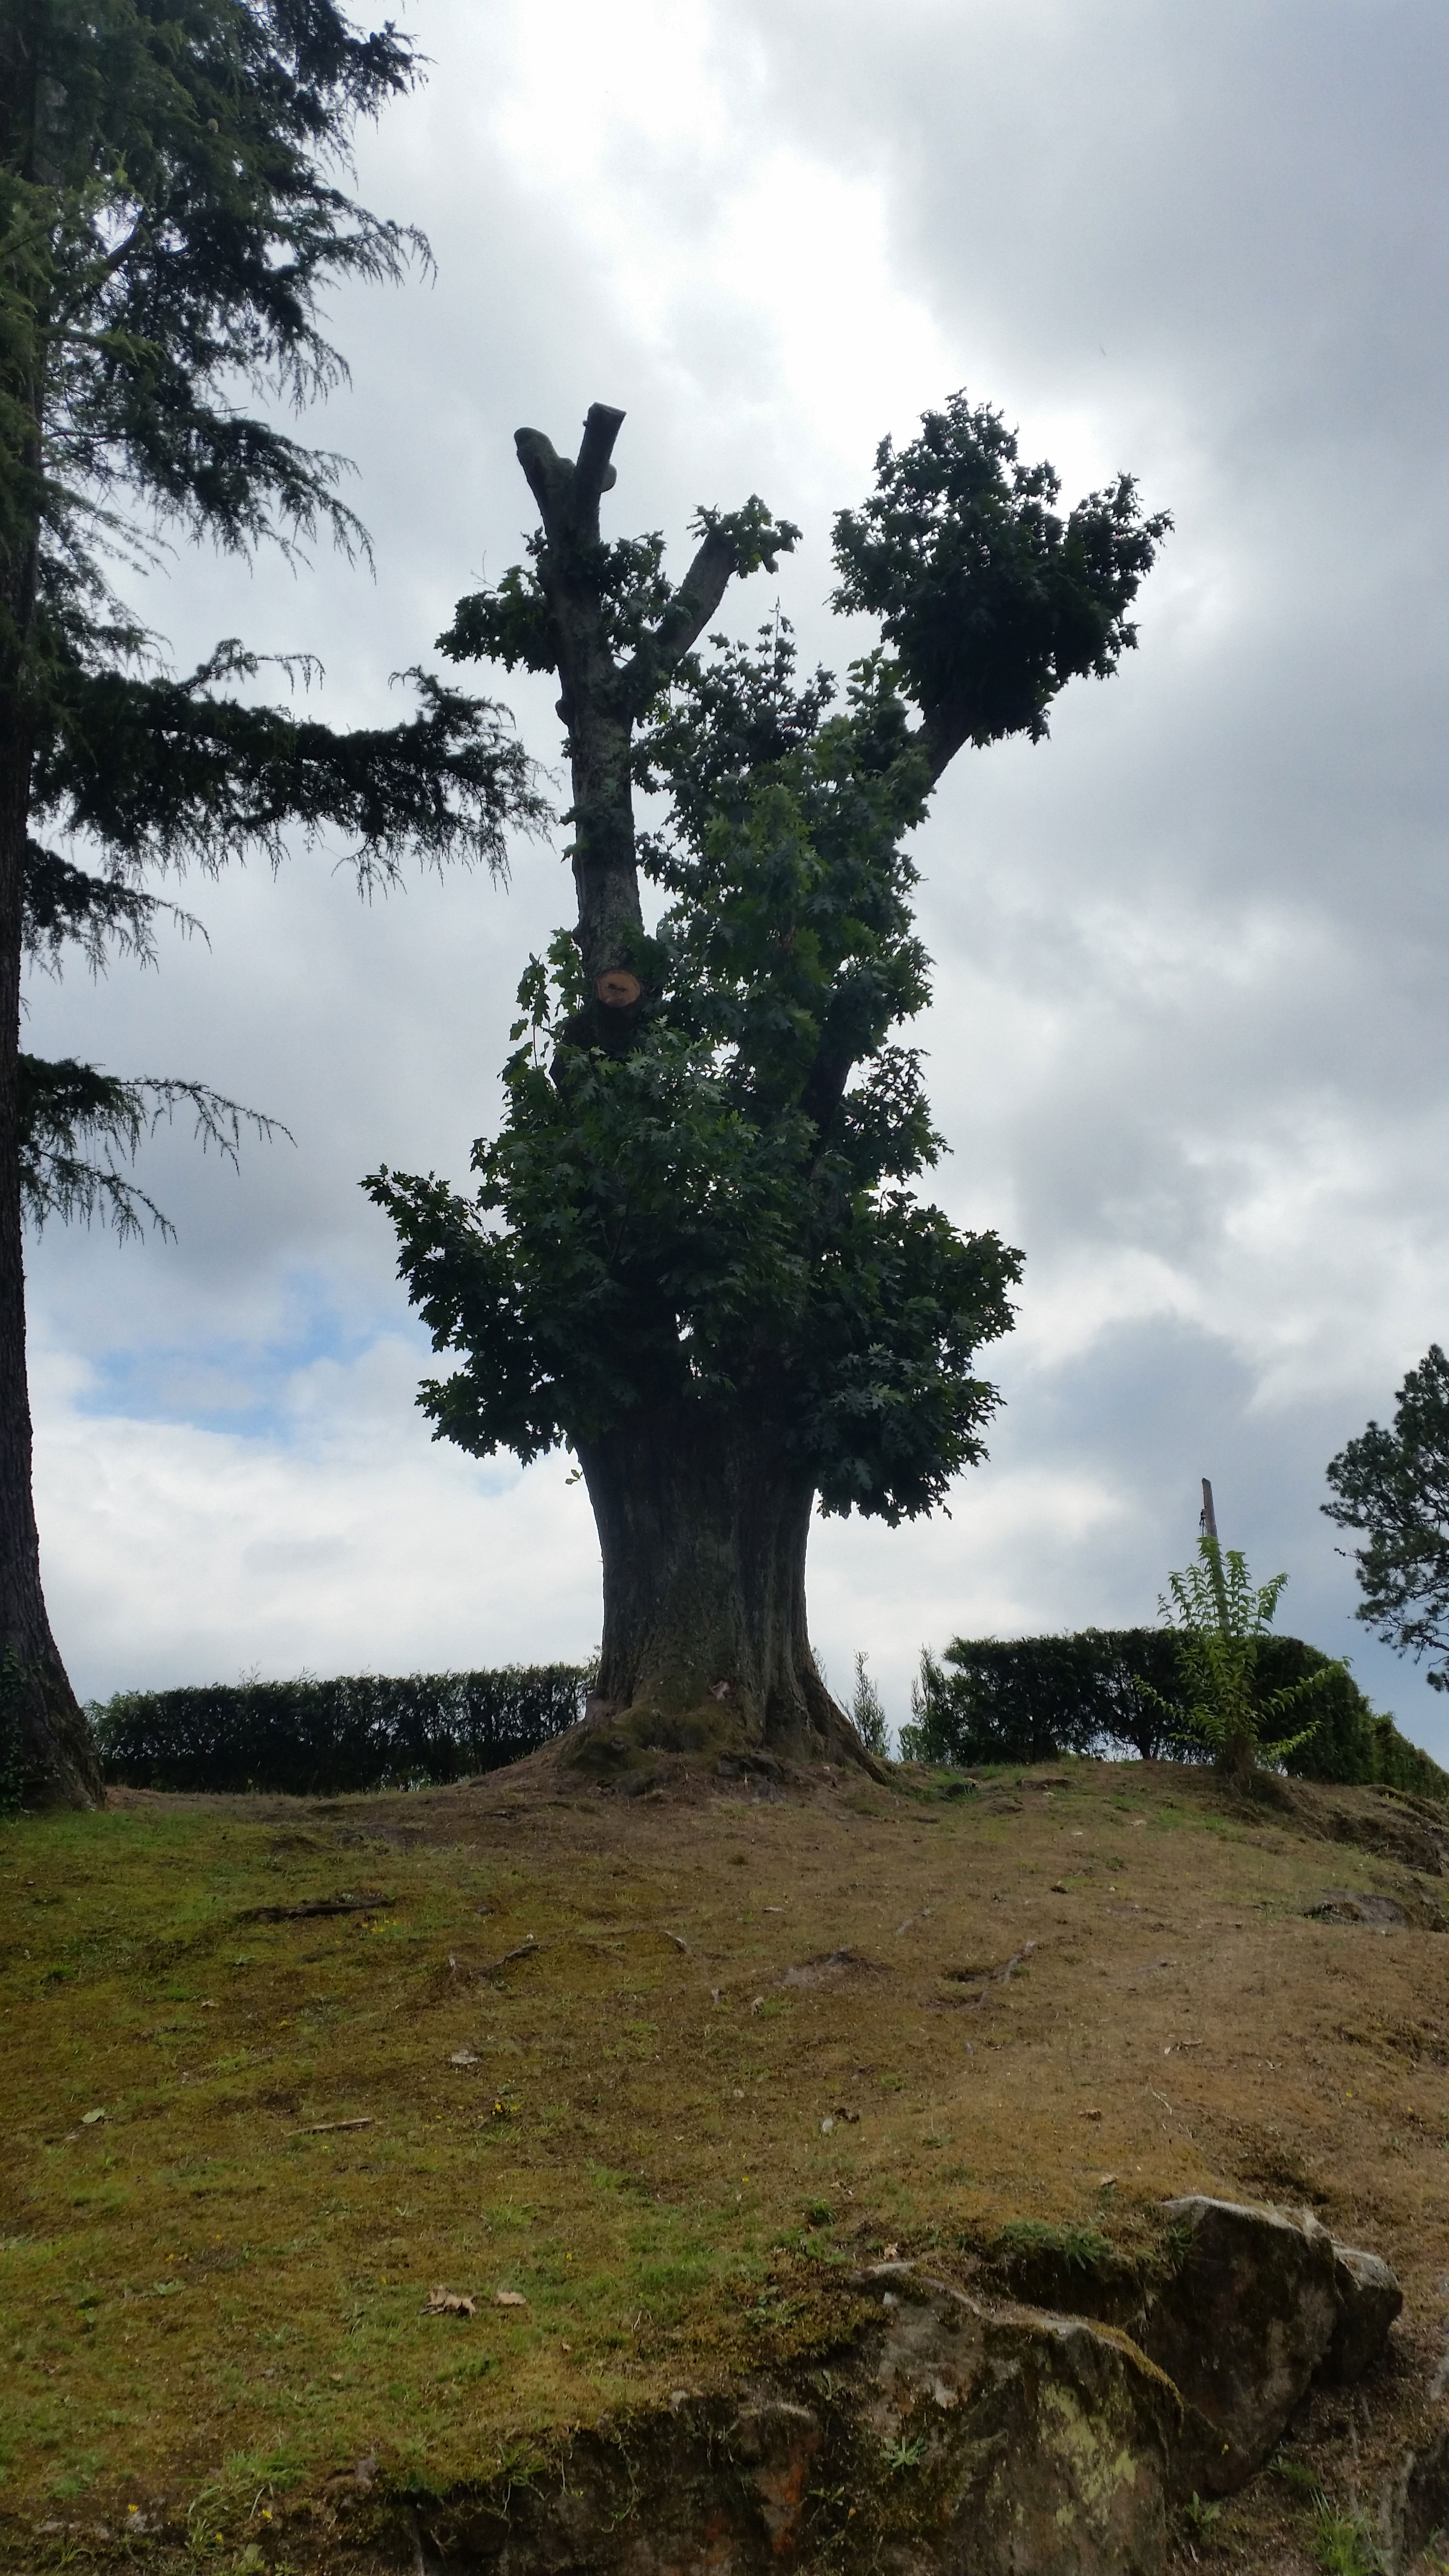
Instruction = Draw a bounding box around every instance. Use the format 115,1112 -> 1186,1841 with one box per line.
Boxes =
1200,1477 -> 1218,1542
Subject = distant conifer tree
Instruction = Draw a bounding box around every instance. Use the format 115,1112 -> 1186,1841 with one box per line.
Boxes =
850,1652 -> 890,1760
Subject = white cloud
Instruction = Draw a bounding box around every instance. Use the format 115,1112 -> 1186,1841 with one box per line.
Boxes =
32,1336 -> 602,1701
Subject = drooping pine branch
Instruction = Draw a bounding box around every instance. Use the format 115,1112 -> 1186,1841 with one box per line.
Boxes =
18,1053 -> 289,1240
33,651 -> 549,881
23,841 -> 202,974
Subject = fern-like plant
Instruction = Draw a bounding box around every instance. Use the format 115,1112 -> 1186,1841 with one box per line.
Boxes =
1158,1536 -> 1339,1787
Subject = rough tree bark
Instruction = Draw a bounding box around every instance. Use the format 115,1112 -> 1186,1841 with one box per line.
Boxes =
518,405 -> 876,1771
578,1410 -> 852,1762
0,533 -> 102,1806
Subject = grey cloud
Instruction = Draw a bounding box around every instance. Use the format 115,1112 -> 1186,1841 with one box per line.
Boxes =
26,0 -> 1449,1764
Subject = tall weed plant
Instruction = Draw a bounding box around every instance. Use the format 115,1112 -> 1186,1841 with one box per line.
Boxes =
1159,1536 -> 1338,1787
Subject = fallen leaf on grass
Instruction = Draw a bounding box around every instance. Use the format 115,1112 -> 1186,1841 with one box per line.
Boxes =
425,2286 -> 476,2317
80,2108 -> 106,2126
494,2289 -> 528,2309
449,2050 -> 480,2067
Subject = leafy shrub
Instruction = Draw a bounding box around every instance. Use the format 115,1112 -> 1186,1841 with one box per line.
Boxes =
1157,1538 -> 1338,1785
92,1664 -> 588,1795
900,1626 -> 1449,1799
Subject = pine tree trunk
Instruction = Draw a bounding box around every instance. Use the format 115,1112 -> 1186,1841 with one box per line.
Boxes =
576,1404 -> 874,1769
0,666 -> 101,1808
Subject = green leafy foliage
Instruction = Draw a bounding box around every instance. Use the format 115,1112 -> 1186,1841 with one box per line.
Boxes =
439,506 -> 802,691
1324,1342 -> 1449,1688
375,400 -> 1167,1632
371,626 -> 1020,1523
899,1621 -> 1447,1794
903,1628 -> 1183,1764
1158,1537 -> 1338,1782
92,1664 -> 589,1794
831,391 -> 1171,769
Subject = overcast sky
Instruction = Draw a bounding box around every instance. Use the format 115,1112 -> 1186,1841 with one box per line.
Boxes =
28,0 -> 1449,1752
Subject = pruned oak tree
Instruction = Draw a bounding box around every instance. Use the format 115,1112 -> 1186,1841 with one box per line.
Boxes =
1,0 -> 544,1805
371,396 -> 1168,1770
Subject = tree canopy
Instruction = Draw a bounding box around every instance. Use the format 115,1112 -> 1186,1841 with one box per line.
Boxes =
370,399 -> 1169,1569
2,0 -> 544,1231
1324,1343 -> 1449,1688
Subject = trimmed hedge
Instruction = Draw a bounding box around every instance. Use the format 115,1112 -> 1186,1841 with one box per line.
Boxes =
92,1664 -> 589,1796
902,1627 -> 1449,1801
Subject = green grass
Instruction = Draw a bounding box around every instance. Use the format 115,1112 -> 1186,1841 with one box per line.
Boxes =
1313,2501 -> 1385,2575
3,1754 -> 1444,2567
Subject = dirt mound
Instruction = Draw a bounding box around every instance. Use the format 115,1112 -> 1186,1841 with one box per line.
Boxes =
6,1755 -> 1449,2570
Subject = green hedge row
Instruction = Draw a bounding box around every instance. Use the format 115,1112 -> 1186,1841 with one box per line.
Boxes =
92,1664 -> 589,1796
901,1626 -> 1449,1800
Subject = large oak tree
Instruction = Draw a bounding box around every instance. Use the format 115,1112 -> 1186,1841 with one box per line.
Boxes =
371,397 -> 1168,1771
1,0 -> 542,1805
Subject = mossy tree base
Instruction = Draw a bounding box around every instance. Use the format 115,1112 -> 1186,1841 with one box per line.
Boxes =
580,1406 -> 878,1772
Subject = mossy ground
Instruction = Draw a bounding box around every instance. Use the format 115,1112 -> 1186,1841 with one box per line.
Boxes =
3,1751 -> 1449,2569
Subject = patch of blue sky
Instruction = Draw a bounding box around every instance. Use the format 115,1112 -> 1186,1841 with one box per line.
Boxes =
71,1292 -> 425,1440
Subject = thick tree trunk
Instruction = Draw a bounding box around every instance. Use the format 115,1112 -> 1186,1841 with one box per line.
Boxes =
577,1404 -> 871,1768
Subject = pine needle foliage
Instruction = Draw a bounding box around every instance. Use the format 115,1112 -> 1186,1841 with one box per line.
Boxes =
1,0 -> 547,1230
850,1650 -> 889,1759
0,0 -> 547,1799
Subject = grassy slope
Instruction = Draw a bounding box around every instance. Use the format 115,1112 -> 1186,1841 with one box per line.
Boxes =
3,1755 -> 1449,2564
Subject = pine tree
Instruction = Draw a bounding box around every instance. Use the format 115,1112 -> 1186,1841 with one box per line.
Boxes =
1,0 -> 543,1804
850,1652 -> 889,1760
370,396 -> 1168,1770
